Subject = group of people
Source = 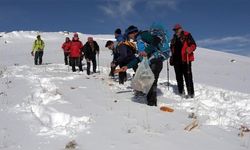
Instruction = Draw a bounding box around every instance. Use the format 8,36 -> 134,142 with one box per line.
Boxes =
61,33 -> 100,74
31,33 -> 100,75
106,24 -> 196,106
31,23 -> 197,107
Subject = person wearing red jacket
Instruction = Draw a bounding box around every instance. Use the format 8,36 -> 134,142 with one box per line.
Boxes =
170,24 -> 197,98
69,33 -> 84,72
61,37 -> 71,65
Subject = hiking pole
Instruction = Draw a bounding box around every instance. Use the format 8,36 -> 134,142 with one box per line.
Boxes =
167,58 -> 170,90
97,53 -> 100,74
186,49 -> 191,96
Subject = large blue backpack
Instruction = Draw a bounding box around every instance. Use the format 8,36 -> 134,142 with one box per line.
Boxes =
149,23 -> 170,61
140,23 -> 170,61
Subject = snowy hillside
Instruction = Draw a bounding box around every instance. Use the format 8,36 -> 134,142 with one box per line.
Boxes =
0,31 -> 250,150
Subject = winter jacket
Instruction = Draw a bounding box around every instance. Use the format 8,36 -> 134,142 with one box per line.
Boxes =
112,46 -> 120,62
69,39 -> 83,58
32,39 -> 45,52
170,31 -> 196,63
62,41 -> 71,52
115,42 -> 136,67
84,41 -> 99,60
126,31 -> 164,68
115,34 -> 125,43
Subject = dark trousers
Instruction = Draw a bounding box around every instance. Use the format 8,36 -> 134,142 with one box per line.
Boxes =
109,63 -> 118,77
34,51 -> 43,65
118,71 -> 127,84
87,56 -> 97,75
118,63 -> 137,84
174,62 -> 194,96
147,59 -> 163,106
70,57 -> 83,72
64,52 -> 70,65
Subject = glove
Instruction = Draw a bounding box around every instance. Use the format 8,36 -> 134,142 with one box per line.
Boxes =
139,51 -> 147,57
31,51 -> 34,56
111,62 -> 116,67
186,47 -> 191,54
121,66 -> 128,72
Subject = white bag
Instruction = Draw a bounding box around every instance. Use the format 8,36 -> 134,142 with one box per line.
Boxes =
131,57 -> 155,94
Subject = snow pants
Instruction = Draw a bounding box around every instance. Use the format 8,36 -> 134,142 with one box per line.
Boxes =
34,51 -> 43,65
86,56 -> 97,75
70,57 -> 83,72
174,62 -> 194,97
147,58 -> 163,106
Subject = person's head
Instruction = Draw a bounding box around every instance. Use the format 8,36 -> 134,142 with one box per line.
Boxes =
65,37 -> 70,42
105,40 -> 115,50
173,24 -> 183,36
88,37 -> 94,43
114,28 -> 122,37
73,33 -> 79,41
37,35 -> 41,40
126,25 -> 138,40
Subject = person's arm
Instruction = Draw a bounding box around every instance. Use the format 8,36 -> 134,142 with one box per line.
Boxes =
83,44 -> 88,58
62,43 -> 66,50
186,33 -> 196,54
32,40 -> 38,53
95,41 -> 100,53
41,40 -> 45,50
120,57 -> 140,72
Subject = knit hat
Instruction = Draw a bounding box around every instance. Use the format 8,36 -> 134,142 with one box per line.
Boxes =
114,28 -> 122,34
73,33 -> 78,37
126,25 -> 138,35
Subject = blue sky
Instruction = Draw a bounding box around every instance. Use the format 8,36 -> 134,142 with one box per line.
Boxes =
1,0 -> 250,56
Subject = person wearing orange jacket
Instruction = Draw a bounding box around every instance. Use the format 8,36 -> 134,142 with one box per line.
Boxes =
61,37 -> 71,65
69,33 -> 84,72
170,24 -> 196,98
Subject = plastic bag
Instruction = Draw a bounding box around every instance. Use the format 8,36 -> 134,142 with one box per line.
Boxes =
131,57 -> 155,94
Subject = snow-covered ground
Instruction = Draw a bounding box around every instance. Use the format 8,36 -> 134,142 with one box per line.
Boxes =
0,31 -> 250,150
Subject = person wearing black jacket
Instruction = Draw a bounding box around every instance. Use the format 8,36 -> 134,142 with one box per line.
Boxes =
105,40 -> 137,84
170,24 -> 197,98
84,37 -> 99,75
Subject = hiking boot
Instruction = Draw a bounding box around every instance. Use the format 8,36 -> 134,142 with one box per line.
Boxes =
186,94 -> 194,99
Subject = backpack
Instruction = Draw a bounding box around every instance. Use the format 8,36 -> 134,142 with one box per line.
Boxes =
140,23 -> 170,61
122,41 -> 137,54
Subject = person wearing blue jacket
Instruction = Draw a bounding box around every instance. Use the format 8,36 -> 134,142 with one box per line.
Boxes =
114,28 -> 125,43
121,25 -> 167,106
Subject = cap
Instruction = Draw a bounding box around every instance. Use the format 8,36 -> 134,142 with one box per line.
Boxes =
173,24 -> 182,31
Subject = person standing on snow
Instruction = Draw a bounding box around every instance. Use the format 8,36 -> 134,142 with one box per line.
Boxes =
83,37 -> 99,75
105,40 -> 120,77
170,24 -> 196,98
114,28 -> 125,43
31,35 -> 45,65
69,33 -> 84,72
61,37 -> 71,65
121,25 -> 169,106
